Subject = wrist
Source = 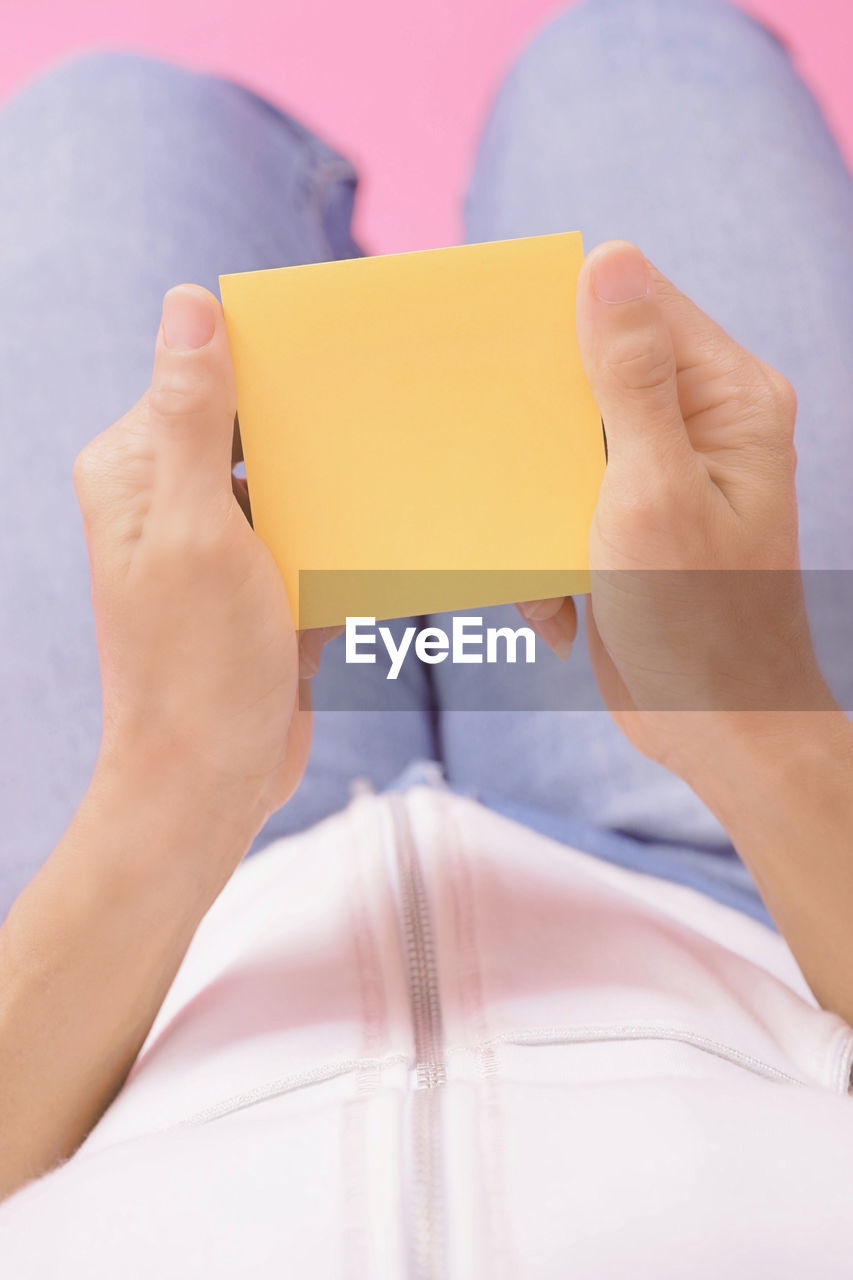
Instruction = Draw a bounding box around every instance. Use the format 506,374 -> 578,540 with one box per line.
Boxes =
661,651 -> 840,784
671,703 -> 853,838
0,724 -> 265,1198
84,740 -> 264,908
96,731 -> 267,831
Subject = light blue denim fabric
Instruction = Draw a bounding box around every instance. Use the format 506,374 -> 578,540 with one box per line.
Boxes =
428,0 -> 853,928
2,0 -> 852,928
0,52 -> 436,917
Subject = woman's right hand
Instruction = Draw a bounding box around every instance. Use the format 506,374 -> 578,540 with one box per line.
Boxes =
0,287 -> 337,1201
73,285 -> 314,863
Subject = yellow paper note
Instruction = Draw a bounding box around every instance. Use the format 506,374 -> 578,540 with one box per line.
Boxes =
220,233 -> 604,629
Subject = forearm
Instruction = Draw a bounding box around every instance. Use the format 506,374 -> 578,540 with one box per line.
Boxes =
678,707 -> 853,1025
0,750 -> 258,1201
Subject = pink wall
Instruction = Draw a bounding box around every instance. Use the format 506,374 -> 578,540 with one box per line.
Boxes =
1,0 -> 850,255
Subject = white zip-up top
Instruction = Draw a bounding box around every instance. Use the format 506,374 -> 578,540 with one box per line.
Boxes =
2,786 -> 853,1278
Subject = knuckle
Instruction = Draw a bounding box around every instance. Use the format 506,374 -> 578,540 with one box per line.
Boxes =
71,446 -> 93,493
148,369 -> 212,422
72,433 -> 110,499
629,473 -> 682,529
141,526 -> 194,578
149,508 -> 230,567
746,368 -> 797,455
605,336 -> 675,394
599,465 -> 686,547
748,361 -> 797,428
716,357 -> 797,453
767,369 -> 798,426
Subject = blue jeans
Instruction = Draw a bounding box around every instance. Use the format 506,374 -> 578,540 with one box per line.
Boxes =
1,0 -> 851,925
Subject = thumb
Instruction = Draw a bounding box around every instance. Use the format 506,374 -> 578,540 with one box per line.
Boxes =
144,285 -> 237,506
576,242 -> 692,474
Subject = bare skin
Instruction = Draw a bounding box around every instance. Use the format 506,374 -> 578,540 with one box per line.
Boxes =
1,244 -> 852,1203
519,241 -> 853,1029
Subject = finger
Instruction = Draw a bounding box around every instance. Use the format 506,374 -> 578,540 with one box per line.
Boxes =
646,259 -> 759,387
144,285 -> 237,509
517,597 -> 577,661
299,625 -> 345,679
645,261 -> 796,445
231,474 -> 253,526
576,241 -> 693,475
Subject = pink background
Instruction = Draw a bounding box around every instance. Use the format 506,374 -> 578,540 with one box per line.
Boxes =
1,0 -> 850,255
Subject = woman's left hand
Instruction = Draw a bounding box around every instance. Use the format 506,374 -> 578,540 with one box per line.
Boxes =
517,240 -> 829,778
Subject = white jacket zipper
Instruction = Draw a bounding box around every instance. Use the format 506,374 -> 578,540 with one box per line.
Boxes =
387,792 -> 447,1280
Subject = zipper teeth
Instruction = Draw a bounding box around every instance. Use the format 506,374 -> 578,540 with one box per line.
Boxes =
388,793 -> 447,1280
391,794 -> 447,1089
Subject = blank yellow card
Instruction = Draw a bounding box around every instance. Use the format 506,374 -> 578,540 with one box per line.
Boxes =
220,233 -> 605,629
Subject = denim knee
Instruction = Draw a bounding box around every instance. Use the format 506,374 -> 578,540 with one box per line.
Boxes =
478,0 -> 798,159
465,0 -> 816,243
510,0 -> 791,90
4,50 -> 230,149
0,50 -> 359,271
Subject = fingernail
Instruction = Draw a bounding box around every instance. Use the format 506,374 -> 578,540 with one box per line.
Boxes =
518,599 -> 555,623
527,603 -> 575,661
162,287 -> 216,351
591,246 -> 649,304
